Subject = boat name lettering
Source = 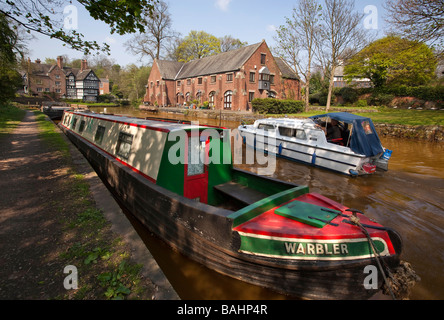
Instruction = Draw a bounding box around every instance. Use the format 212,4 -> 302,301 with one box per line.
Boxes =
284,242 -> 349,255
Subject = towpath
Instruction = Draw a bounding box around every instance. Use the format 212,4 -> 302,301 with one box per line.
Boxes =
0,110 -> 178,299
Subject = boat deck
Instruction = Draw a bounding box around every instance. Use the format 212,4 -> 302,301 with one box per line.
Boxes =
214,181 -> 268,206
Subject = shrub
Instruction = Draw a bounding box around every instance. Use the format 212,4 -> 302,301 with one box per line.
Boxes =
252,98 -> 304,114
355,99 -> 368,108
337,87 -> 358,104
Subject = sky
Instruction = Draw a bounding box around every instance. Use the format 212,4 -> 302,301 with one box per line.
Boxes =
25,0 -> 388,68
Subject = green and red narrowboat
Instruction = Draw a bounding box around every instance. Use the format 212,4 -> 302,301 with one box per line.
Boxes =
59,110 -> 404,300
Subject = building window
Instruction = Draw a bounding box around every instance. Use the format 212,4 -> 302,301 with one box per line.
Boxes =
177,80 -> 181,86
37,87 -> 43,92
249,92 -> 255,102
226,73 -> 233,82
249,72 -> 255,83
224,91 -> 232,109
55,89 -> 61,93
44,88 -> 50,92
55,81 -> 61,86
198,77 -> 203,85
270,75 -> 275,84
156,80 -> 160,87
209,91 -> 216,108
210,76 -> 216,83
116,132 -> 133,160
94,125 -> 106,144
261,53 -> 266,65
187,79 -> 191,85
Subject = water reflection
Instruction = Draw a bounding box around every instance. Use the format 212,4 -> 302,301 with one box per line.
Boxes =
90,106 -> 444,300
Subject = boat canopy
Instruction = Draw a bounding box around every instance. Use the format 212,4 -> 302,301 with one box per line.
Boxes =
310,112 -> 383,157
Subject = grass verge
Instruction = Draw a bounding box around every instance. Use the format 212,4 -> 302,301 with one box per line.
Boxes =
0,103 -> 26,139
267,106 -> 444,126
32,109 -> 155,300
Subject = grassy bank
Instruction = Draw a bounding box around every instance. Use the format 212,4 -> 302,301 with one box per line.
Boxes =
270,106 -> 443,126
0,103 -> 26,138
32,109 -> 155,300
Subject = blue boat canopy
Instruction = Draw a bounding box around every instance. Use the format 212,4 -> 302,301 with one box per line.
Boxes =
310,112 -> 383,157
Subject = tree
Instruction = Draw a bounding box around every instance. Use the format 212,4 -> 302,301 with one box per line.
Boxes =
219,35 -> 247,52
274,0 -> 322,111
0,13 -> 25,103
118,64 -> 151,102
0,0 -> 156,55
319,0 -> 367,111
385,0 -> 444,52
344,36 -> 437,87
124,1 -> 179,62
175,31 -> 221,62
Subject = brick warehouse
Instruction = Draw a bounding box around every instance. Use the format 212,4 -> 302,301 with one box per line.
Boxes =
145,40 -> 301,112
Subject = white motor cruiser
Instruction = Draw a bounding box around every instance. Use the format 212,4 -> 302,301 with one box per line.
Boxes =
238,112 -> 392,176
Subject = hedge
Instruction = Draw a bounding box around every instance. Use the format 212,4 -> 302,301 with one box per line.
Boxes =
252,98 -> 304,114
357,85 -> 444,101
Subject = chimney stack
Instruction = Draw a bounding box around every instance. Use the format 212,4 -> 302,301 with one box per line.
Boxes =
57,56 -> 63,69
81,59 -> 88,72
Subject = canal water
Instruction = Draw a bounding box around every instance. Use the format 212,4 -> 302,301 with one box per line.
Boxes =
90,107 -> 444,299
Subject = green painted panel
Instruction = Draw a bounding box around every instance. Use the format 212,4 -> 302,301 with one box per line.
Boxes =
275,202 -> 340,228
156,136 -> 184,196
229,186 -> 309,228
239,235 -> 387,260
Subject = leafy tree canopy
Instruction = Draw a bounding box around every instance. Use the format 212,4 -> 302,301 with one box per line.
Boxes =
0,0 -> 155,55
344,36 -> 437,88
176,31 -> 221,63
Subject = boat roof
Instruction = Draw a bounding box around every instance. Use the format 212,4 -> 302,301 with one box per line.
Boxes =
311,112 -> 383,157
309,112 -> 372,123
68,111 -> 223,133
255,117 -> 315,127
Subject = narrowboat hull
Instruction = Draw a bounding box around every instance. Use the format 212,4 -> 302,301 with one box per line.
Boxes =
60,119 -> 402,300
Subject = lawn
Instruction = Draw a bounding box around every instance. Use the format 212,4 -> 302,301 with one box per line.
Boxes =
279,106 -> 444,126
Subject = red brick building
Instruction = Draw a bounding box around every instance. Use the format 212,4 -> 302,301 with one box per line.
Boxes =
144,41 -> 300,111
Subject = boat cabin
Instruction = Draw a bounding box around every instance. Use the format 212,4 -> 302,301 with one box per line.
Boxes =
60,111 -> 294,208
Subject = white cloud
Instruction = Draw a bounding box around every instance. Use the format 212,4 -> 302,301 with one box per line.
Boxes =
105,36 -> 116,44
215,0 -> 232,12
266,24 -> 277,32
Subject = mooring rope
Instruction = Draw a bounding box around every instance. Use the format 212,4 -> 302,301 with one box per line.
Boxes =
349,214 -> 420,300
349,215 -> 397,299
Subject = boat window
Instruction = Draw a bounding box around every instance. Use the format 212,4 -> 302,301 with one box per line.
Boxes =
258,124 -> 275,131
78,120 -> 86,133
116,132 -> 133,159
362,121 -> 373,135
278,126 -> 306,140
187,138 -> 205,176
71,117 -> 78,130
94,125 -> 106,144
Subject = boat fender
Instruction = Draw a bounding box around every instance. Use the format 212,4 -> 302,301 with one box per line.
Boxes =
311,152 -> 316,165
349,169 -> 359,176
243,135 -> 246,144
278,143 -> 283,155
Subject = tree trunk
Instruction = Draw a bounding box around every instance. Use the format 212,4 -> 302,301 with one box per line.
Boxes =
325,65 -> 336,112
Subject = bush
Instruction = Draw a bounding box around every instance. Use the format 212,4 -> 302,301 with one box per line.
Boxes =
252,98 -> 304,114
337,87 -> 358,104
355,99 -> 368,108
